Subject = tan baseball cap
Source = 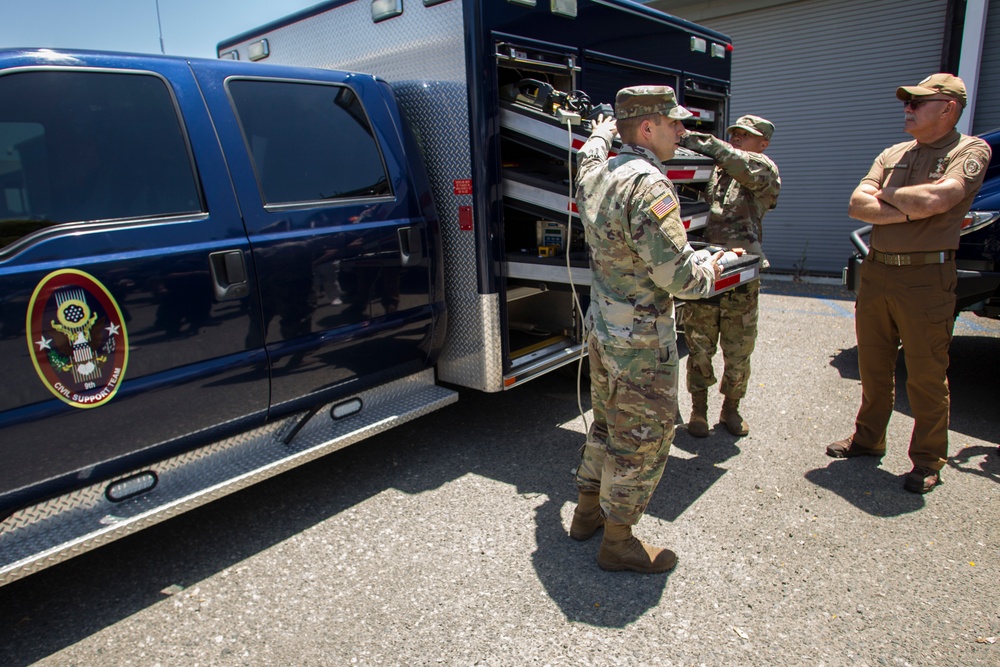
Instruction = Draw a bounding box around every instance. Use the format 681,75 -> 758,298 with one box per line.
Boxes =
896,73 -> 967,107
614,85 -> 693,120
726,114 -> 775,140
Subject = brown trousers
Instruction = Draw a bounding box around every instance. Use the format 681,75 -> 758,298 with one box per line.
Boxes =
852,257 -> 957,470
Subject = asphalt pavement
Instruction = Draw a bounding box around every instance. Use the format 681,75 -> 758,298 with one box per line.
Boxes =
1,277 -> 998,666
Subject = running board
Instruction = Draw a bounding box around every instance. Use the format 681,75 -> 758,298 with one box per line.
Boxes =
0,369 -> 457,586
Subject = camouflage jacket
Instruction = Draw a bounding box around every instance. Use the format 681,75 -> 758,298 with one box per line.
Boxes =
682,132 -> 780,249
576,125 -> 716,349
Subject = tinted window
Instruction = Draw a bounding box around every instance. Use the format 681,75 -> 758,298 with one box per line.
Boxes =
0,70 -> 203,249
228,80 -> 390,205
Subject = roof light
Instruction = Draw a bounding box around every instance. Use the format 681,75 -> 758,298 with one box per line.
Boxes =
552,0 -> 577,17
372,0 -> 403,22
711,43 -> 727,58
690,37 -> 707,53
248,39 -> 269,61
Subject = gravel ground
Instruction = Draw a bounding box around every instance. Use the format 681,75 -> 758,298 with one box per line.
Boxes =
1,277 -> 998,667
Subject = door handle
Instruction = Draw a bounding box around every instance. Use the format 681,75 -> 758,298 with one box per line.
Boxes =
397,226 -> 424,266
209,250 -> 250,300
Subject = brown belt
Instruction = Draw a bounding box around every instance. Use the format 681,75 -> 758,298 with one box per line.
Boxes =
868,249 -> 955,266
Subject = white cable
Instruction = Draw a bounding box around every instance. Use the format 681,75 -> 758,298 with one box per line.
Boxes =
565,117 -> 589,435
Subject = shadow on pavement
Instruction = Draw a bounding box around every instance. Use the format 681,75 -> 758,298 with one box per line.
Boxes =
948,444 -> 1000,484
0,371 -> 721,663
531,497 -> 675,626
804,458 -> 925,516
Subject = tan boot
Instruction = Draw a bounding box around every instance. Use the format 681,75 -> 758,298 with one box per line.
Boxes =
721,397 -> 749,436
688,391 -> 709,438
570,492 -> 604,541
597,522 -> 678,573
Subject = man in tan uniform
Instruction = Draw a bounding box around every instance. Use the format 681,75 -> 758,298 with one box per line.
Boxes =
827,73 -> 991,494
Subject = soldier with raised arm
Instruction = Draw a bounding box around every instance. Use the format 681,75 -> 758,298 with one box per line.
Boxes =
679,115 -> 780,437
569,86 -> 721,573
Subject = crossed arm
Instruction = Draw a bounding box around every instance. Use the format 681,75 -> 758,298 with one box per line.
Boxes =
848,177 -> 967,225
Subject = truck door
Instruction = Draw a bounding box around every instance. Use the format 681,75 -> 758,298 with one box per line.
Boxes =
190,61 -> 441,411
0,56 -> 268,514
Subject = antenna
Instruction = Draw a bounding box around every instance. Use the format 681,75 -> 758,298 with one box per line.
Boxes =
155,0 -> 166,54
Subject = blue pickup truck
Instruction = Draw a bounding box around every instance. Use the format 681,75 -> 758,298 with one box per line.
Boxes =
0,48 -> 454,584
0,0 -> 744,586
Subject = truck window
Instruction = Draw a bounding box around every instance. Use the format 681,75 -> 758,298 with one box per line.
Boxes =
0,70 -> 203,249
227,80 -> 390,205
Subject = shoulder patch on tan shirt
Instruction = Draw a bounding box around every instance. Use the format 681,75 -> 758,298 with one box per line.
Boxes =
964,153 -> 986,177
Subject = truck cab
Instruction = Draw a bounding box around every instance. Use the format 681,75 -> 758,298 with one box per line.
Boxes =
0,49 -> 451,585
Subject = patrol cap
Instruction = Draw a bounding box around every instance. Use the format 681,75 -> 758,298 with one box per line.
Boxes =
896,73 -> 967,108
726,114 -> 775,140
614,85 -> 693,120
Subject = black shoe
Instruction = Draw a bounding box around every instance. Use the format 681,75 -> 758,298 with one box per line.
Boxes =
826,436 -> 885,459
904,466 -> 941,494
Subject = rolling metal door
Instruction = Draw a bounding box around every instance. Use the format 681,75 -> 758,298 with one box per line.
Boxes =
972,0 -> 1000,134
668,0 -> 948,274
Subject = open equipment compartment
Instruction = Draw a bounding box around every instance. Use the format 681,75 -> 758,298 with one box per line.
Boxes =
494,41 -> 585,379
494,39 -> 725,380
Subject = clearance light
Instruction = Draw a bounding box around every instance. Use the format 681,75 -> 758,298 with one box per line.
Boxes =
551,0 -> 577,17
690,37 -> 707,53
372,0 -> 403,22
106,472 -> 158,502
248,39 -> 269,61
219,50 -> 239,60
331,397 -> 363,420
711,43 -> 727,58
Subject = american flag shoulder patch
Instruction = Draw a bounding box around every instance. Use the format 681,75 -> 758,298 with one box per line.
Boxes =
649,191 -> 678,220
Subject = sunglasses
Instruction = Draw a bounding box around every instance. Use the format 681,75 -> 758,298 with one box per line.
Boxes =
903,97 -> 953,109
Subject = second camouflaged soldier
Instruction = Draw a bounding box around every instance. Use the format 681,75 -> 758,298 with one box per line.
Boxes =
571,86 -> 721,573
679,115 -> 781,437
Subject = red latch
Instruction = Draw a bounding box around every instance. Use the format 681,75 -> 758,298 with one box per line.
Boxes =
459,205 -> 473,231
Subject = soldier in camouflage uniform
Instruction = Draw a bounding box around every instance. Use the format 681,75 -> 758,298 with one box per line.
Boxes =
679,115 -> 781,437
571,86 -> 721,574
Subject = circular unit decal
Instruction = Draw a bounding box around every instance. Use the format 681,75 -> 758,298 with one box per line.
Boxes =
26,269 -> 129,409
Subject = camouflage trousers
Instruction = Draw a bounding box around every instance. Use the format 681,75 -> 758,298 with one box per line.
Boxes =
684,281 -> 759,399
576,331 -> 678,526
